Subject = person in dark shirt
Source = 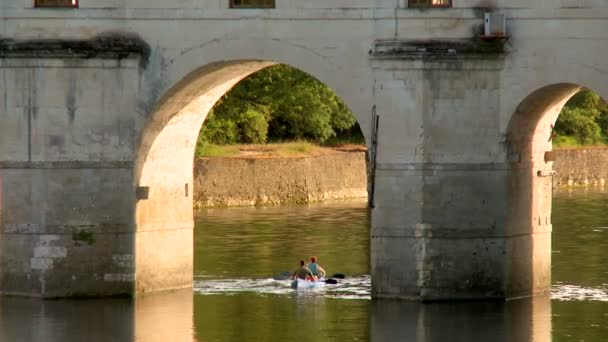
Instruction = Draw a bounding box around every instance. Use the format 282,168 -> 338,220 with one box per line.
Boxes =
292,260 -> 314,280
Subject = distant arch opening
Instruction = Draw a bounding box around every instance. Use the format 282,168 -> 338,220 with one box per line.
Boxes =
133,60 -> 368,294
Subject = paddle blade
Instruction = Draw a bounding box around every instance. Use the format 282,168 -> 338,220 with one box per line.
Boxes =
324,278 -> 338,285
331,273 -> 345,279
273,271 -> 292,280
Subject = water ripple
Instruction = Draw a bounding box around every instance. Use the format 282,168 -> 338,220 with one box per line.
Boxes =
194,275 -> 372,300
551,284 -> 608,302
195,277 -> 608,302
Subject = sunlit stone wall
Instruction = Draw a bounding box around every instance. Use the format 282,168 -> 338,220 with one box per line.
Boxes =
193,152 -> 368,208
553,148 -> 608,188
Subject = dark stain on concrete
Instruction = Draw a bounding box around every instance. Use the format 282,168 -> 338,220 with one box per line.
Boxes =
66,74 -> 77,122
0,32 -> 151,67
72,229 -> 96,246
48,135 -> 65,147
136,48 -> 168,117
25,69 -> 39,162
371,39 -> 507,61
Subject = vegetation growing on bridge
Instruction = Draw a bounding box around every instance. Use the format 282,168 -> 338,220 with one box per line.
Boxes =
554,89 -> 608,147
196,64 -> 363,157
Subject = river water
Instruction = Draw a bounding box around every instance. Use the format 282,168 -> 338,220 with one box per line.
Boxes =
0,190 -> 607,341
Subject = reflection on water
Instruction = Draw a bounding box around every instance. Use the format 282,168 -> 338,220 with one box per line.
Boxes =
552,189 -> 608,342
194,294 -> 369,342
194,199 -> 371,279
0,191 -> 607,341
0,290 -> 194,342
0,297 -> 134,342
371,296 -> 552,342
134,290 -> 194,342
552,189 -> 608,288
0,291 -> 554,342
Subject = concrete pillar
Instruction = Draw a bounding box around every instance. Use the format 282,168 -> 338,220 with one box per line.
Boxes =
0,165 -> 135,297
0,49 -> 142,297
372,165 -> 513,300
369,51 -> 560,300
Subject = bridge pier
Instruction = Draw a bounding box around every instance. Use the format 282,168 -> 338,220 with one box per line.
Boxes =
371,165 -> 551,300
0,165 -> 136,297
368,53 -> 554,300
0,43 -> 144,297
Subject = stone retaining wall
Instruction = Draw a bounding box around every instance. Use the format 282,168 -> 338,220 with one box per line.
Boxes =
193,152 -> 368,208
553,148 -> 608,188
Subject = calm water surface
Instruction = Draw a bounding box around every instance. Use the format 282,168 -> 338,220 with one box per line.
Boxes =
1,191 -> 607,341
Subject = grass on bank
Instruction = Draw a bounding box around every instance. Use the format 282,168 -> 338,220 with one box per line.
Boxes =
553,135 -> 608,149
196,141 -> 365,158
198,135 -> 608,158
198,144 -> 240,157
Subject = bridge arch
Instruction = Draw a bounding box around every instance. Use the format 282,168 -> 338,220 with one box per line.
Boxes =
133,40 -> 371,293
504,81 -> 607,297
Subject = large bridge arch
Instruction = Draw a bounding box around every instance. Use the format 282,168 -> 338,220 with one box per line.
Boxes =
502,76 -> 608,298
133,39 -> 373,293
500,39 -> 608,134
138,36 -> 374,145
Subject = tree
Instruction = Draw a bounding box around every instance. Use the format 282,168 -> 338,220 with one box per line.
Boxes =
198,64 -> 359,146
554,107 -> 601,145
554,89 -> 608,145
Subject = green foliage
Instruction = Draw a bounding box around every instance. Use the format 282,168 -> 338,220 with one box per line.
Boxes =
197,64 -> 360,155
554,89 -> 608,146
554,107 -> 601,145
552,135 -> 582,148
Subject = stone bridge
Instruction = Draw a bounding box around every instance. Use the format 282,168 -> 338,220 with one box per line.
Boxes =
0,0 -> 606,300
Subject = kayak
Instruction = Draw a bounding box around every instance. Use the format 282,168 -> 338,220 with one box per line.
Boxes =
290,278 -> 326,290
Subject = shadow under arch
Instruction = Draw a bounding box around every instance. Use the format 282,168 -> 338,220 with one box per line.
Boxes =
133,59 -> 368,294
504,83 -> 591,298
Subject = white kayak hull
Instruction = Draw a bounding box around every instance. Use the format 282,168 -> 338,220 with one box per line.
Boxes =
290,278 -> 325,290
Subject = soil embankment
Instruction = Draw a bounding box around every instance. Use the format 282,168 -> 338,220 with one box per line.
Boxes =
553,147 -> 608,188
193,148 -> 368,208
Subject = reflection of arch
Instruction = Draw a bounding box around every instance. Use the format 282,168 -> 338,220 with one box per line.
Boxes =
133,40 -> 370,293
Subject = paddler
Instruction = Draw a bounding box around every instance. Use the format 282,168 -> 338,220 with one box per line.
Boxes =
292,260 -> 314,280
307,256 -> 326,279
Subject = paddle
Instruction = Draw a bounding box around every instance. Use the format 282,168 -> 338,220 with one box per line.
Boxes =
273,271 -> 343,284
272,271 -> 292,280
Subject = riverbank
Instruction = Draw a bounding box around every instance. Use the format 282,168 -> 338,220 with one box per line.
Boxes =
553,147 -> 608,188
193,145 -> 607,207
193,145 -> 368,208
